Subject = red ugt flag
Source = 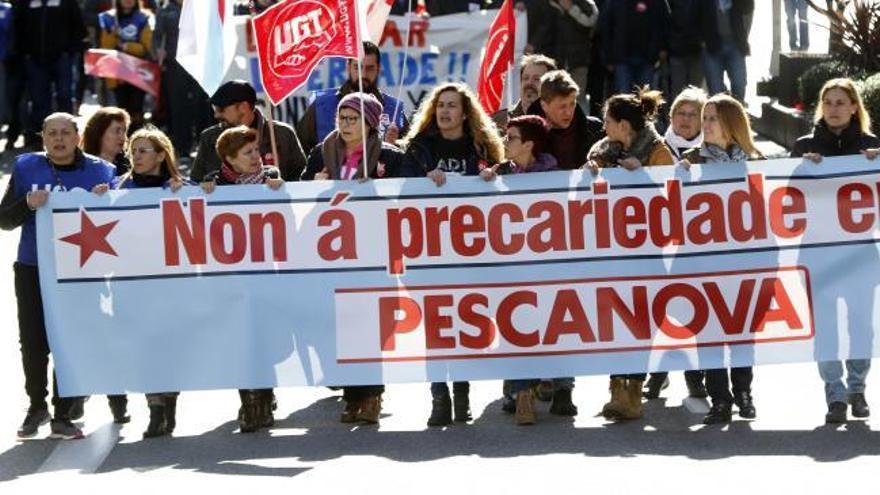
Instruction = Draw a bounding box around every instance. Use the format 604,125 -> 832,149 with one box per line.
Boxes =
253,0 -> 362,105
477,0 -> 516,115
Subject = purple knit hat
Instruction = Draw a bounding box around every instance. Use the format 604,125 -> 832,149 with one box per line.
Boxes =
337,92 -> 383,130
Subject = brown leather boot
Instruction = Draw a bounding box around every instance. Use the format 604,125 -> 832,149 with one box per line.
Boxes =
340,399 -> 361,423
357,396 -> 382,424
601,377 -> 627,420
515,388 -> 536,425
618,379 -> 644,420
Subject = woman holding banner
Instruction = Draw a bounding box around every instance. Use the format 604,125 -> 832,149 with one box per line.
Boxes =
98,0 -> 153,130
790,78 -> 880,424
400,82 -> 504,426
679,94 -> 764,425
301,92 -> 408,425
200,126 -> 284,433
480,115 -> 557,426
586,87 -> 674,422
82,106 -> 132,177
112,126 -> 186,437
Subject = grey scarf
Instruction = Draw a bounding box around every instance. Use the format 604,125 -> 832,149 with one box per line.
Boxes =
588,123 -> 664,167
699,143 -> 748,163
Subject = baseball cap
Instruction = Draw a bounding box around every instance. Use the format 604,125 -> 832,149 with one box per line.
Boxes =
210,80 -> 257,108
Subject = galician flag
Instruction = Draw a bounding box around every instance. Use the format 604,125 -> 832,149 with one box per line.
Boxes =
177,0 -> 238,95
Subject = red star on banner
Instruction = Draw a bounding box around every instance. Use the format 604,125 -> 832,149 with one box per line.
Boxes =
59,210 -> 120,267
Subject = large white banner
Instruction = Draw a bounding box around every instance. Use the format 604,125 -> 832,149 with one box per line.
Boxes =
37,158 -> 880,395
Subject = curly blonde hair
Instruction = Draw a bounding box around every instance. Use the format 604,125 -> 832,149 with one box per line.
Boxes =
401,83 -> 504,164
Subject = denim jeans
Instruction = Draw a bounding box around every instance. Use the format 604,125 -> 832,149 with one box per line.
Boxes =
25,53 -> 74,135
702,42 -> 747,102
614,59 -> 656,94
784,0 -> 809,50
818,359 -> 871,404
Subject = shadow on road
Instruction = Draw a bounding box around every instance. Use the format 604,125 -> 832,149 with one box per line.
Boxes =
2,392 -> 876,482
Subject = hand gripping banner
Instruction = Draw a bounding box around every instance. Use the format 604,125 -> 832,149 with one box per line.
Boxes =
37,157 -> 880,396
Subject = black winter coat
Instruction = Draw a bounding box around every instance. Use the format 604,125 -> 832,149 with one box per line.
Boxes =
601,0 -> 671,66
13,0 -> 87,62
668,0 -> 704,57
791,121 -> 880,158
696,0 -> 754,56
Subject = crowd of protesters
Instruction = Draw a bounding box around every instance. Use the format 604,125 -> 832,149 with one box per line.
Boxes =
1,0 -> 879,441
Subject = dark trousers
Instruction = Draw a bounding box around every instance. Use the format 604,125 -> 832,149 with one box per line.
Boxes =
611,373 -> 647,380
431,381 -> 469,398
164,61 -> 212,158
14,262 -> 81,418
706,367 -> 753,404
114,83 -> 146,129
25,53 -> 74,137
343,385 -> 384,402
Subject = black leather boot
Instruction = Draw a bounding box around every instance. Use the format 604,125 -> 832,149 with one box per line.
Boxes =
452,382 -> 471,422
734,391 -> 756,419
164,395 -> 177,434
427,395 -> 452,427
643,373 -> 669,399
703,402 -> 732,424
143,405 -> 167,438
549,389 -> 578,416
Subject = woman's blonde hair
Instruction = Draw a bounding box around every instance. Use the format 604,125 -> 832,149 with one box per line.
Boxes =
814,77 -> 873,134
705,94 -> 763,159
117,126 -> 181,188
401,82 -> 504,164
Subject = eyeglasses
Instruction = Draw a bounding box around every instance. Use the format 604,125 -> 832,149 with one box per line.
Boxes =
673,111 -> 700,119
504,134 -> 522,143
337,115 -> 361,126
131,147 -> 156,154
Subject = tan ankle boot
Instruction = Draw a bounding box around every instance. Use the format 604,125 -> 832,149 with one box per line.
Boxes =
601,377 -> 627,419
340,399 -> 361,423
619,379 -> 644,420
357,396 -> 382,424
515,388 -> 536,425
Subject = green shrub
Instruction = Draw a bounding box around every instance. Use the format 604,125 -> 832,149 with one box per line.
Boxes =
861,73 -> 880,136
797,61 -> 866,109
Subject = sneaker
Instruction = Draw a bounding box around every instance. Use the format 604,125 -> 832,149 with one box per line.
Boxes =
49,419 -> 85,440
849,393 -> 870,418
825,401 -> 848,424
17,409 -> 50,439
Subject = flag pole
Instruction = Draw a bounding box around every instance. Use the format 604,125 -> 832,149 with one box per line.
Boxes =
249,3 -> 281,174
355,1 -> 369,179
391,0 -> 416,132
